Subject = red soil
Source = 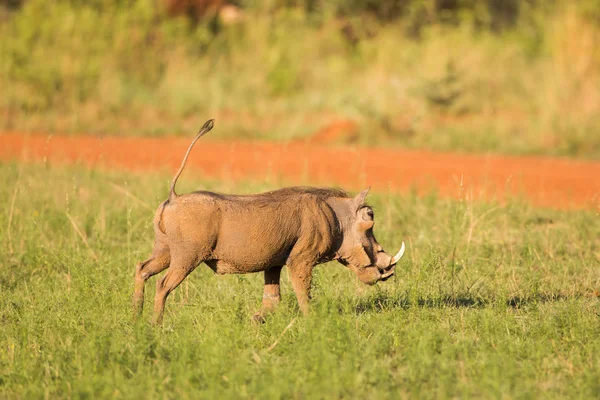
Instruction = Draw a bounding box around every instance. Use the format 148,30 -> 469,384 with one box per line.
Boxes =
1,131 -> 599,211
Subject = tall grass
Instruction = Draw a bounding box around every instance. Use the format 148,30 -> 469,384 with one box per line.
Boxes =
0,162 -> 599,398
1,1 -> 600,157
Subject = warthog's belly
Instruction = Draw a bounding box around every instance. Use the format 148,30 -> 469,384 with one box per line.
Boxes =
204,259 -> 271,275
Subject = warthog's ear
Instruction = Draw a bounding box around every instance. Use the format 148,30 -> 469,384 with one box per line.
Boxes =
353,188 -> 370,209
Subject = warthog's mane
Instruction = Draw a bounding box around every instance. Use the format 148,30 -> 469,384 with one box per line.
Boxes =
190,186 -> 350,205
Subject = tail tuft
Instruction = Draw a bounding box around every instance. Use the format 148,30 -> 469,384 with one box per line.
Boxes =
202,119 -> 214,132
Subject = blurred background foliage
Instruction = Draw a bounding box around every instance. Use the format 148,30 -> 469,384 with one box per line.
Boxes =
1,0 -> 599,157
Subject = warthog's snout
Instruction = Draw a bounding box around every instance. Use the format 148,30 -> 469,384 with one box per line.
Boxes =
348,242 -> 406,286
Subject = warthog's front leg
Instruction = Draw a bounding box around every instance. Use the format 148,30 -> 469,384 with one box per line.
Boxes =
253,266 -> 283,323
288,262 -> 313,315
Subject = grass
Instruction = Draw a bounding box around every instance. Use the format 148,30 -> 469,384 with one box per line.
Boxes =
2,1 -> 600,158
0,162 -> 599,398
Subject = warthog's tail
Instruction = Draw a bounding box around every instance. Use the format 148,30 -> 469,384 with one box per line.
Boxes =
169,119 -> 215,201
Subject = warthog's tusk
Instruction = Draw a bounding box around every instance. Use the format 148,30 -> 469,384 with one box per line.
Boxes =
390,242 -> 406,265
380,267 -> 396,280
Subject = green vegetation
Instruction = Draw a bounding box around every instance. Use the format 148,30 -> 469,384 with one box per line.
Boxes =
1,162 -> 599,398
1,1 -> 600,157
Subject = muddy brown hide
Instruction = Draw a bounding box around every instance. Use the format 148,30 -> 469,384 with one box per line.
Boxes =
135,186 -> 402,324
159,188 -> 342,274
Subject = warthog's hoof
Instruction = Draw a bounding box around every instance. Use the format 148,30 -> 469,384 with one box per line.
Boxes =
251,313 -> 267,325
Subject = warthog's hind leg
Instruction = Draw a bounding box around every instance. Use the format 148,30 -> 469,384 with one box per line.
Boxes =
253,266 -> 283,324
152,253 -> 198,325
133,246 -> 170,316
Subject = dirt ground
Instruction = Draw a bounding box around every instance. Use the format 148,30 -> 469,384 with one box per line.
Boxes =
1,131 -> 599,211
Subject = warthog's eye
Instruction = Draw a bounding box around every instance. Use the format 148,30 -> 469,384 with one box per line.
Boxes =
360,206 -> 374,221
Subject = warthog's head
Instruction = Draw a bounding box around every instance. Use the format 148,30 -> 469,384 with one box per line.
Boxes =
332,189 -> 405,285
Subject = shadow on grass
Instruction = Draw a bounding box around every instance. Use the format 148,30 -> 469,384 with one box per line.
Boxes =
505,293 -> 572,308
354,292 -> 576,314
354,294 -> 486,314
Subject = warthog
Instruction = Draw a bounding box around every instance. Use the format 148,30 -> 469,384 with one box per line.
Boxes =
133,119 -> 405,324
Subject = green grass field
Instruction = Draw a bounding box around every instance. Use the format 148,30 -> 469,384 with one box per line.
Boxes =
1,162 -> 599,398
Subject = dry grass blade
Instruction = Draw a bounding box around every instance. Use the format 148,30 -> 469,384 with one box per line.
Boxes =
7,169 -> 22,256
66,211 -> 99,261
109,181 -> 152,211
266,317 -> 297,352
